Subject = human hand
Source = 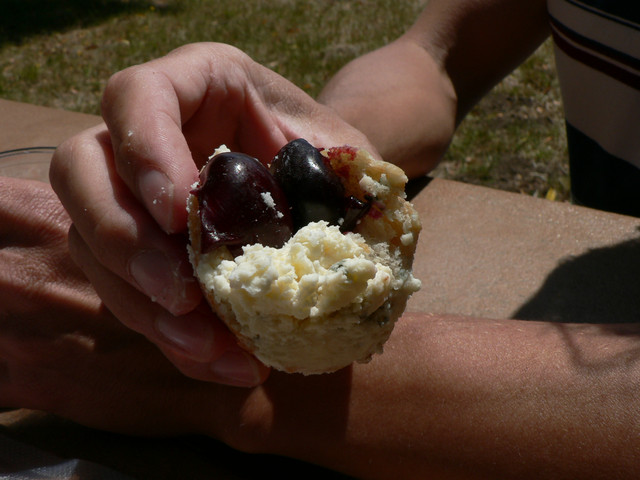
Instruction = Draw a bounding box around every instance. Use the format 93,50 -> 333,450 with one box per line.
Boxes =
0,176 -> 225,433
49,42 -> 375,386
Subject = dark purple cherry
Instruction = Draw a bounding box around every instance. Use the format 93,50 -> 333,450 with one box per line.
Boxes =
194,152 -> 293,254
269,138 -> 345,230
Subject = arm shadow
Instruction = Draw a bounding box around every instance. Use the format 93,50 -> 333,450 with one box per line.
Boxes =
513,233 -> 640,325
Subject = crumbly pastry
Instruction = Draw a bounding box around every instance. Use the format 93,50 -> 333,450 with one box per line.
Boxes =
187,143 -> 421,374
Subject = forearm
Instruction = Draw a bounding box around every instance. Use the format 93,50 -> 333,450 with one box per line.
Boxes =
318,39 -> 457,178
317,0 -> 550,178
215,314 -> 640,479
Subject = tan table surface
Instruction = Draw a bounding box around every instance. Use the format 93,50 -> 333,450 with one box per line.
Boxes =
1,98 -> 639,478
407,177 -> 640,323
0,99 -> 102,152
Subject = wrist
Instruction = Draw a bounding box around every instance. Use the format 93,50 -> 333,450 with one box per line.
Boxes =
208,370 -> 351,455
318,40 -> 457,177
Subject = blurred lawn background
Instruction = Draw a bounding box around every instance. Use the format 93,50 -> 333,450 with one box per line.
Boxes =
1,0 -> 569,200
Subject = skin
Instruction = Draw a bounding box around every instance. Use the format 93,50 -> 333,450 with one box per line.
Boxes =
0,0 -> 633,477
0,176 -> 214,433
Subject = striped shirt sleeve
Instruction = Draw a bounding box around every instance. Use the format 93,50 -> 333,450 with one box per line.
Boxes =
547,0 -> 640,217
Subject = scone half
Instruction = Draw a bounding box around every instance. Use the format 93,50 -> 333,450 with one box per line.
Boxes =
188,143 -> 421,374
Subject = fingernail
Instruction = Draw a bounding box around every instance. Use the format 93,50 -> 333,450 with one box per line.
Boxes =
211,350 -> 263,387
129,249 -> 200,315
139,168 -> 174,232
155,310 -> 213,360
129,250 -> 175,308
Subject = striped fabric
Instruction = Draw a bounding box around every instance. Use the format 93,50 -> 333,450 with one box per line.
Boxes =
547,0 -> 640,217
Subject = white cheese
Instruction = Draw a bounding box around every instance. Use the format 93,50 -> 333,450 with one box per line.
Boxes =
197,221 -> 393,326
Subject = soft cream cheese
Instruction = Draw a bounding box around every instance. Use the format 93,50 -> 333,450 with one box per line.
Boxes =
195,221 -> 394,325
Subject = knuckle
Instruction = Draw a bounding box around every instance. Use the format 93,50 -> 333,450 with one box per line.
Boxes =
102,67 -> 136,106
50,130 -> 106,200
49,137 -> 77,191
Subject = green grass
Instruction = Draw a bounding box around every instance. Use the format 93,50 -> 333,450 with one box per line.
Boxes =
1,0 -> 423,110
1,0 -> 569,200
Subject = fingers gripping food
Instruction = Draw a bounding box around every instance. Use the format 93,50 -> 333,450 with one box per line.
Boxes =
187,139 -> 421,374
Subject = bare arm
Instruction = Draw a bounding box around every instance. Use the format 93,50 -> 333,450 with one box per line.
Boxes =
318,0 -> 550,177
214,313 -> 640,479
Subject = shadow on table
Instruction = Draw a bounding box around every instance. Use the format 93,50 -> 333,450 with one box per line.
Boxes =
513,233 -> 640,325
2,411 -> 355,479
406,175 -> 433,201
3,0 -> 177,46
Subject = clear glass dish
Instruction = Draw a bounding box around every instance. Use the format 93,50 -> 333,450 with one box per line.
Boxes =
0,147 -> 56,183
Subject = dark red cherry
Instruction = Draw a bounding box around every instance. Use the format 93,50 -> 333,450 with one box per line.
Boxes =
269,138 -> 345,230
194,152 -> 293,254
